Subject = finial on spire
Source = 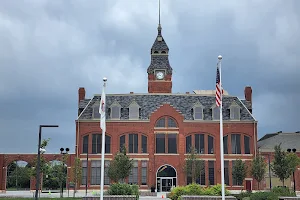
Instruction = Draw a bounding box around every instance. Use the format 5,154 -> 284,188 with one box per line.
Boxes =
159,0 -> 161,25
157,0 -> 162,36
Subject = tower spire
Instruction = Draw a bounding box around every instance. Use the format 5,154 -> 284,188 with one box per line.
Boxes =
158,0 -> 162,36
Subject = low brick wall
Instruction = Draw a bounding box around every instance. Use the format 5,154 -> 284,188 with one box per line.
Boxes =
82,195 -> 136,200
181,195 -> 237,200
278,197 -> 300,200
140,191 -> 157,196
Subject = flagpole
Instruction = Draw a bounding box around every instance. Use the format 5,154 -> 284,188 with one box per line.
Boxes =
218,55 -> 225,200
100,77 -> 107,200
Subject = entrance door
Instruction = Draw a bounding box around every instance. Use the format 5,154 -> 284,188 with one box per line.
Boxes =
246,180 -> 252,192
161,178 -> 172,192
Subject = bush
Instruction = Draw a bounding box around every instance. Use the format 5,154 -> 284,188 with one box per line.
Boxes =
107,183 -> 139,199
249,192 -> 278,200
233,191 -> 251,200
168,184 -> 230,200
272,186 -> 296,197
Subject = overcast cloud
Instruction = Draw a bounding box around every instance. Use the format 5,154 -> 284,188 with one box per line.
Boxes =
0,0 -> 299,153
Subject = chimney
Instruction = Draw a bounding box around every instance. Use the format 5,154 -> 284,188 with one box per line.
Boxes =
244,86 -> 252,102
130,92 -> 134,94
186,92 -> 190,94
78,87 -> 86,104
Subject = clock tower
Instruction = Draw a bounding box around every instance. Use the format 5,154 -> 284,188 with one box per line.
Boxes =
147,10 -> 172,93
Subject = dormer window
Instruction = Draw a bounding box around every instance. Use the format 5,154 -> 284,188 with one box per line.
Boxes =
109,101 -> 121,120
154,51 -> 159,54
161,51 -> 166,54
212,106 -> 220,120
229,102 -> 241,120
192,102 -> 204,120
92,102 -> 100,119
129,101 -> 140,120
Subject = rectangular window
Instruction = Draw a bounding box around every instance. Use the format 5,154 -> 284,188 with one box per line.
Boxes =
83,135 -> 89,154
91,160 -> 100,185
195,134 -> 204,154
232,160 -> 237,185
223,135 -> 228,154
129,105 -> 139,119
92,134 -> 101,154
168,134 -> 177,153
141,161 -> 147,185
104,161 -> 110,185
196,160 -> 205,185
213,107 -> 220,120
93,106 -> 100,118
194,107 -> 203,120
111,106 -> 120,119
81,160 -> 87,185
142,135 -> 147,153
156,134 -> 165,153
244,136 -> 250,154
208,136 -> 214,154
128,161 -> 138,184
129,134 -> 138,153
224,161 -> 229,185
120,135 -> 125,151
208,161 -> 215,185
186,135 -> 192,153
231,134 -> 241,154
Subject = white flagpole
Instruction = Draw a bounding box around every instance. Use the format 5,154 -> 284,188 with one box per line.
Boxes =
218,55 -> 225,200
100,77 -> 107,200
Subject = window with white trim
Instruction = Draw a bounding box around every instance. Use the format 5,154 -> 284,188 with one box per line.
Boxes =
128,160 -> 138,184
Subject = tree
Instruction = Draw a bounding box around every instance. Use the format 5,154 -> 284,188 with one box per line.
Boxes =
251,155 -> 267,190
272,144 -> 300,186
183,146 -> 205,184
108,145 -> 133,183
71,157 -> 82,198
30,138 -> 51,177
232,159 -> 247,190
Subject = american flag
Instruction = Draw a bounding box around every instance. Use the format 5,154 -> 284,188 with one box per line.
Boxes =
216,64 -> 223,107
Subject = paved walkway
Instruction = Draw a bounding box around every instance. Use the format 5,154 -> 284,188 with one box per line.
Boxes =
0,191 -> 169,199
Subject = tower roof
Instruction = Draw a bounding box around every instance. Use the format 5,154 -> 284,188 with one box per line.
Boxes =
151,25 -> 169,52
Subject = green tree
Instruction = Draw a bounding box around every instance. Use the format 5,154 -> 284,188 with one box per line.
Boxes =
183,146 -> 205,184
232,159 -> 247,190
30,138 -> 51,177
251,155 -> 267,190
108,145 -> 133,183
271,144 -> 300,186
72,157 -> 82,198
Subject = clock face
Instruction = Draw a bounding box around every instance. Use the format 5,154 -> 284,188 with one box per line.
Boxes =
156,71 -> 164,80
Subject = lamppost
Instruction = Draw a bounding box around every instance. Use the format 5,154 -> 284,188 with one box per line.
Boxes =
35,125 -> 59,200
287,148 -> 297,193
60,147 -> 69,198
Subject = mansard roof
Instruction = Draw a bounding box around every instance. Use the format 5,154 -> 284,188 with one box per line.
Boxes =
78,93 -> 255,121
147,55 -> 172,74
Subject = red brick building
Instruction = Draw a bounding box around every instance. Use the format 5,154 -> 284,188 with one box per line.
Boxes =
75,22 -> 258,192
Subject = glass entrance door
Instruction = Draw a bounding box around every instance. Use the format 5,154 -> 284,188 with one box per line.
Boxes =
161,178 -> 172,192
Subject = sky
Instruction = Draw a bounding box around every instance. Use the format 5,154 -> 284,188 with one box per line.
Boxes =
0,0 -> 299,154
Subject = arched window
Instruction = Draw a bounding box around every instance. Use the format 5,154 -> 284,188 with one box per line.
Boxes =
161,51 -> 167,54
155,116 -> 178,128
91,133 -> 111,154
155,117 -> 178,154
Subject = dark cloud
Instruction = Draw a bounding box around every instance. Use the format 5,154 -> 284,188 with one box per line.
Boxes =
0,0 -> 299,153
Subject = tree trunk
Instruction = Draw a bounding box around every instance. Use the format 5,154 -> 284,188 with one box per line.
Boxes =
257,182 -> 260,191
282,179 -> 285,186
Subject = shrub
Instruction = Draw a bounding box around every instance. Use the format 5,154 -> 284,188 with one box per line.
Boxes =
107,183 -> 139,199
249,192 -> 278,200
272,186 -> 296,197
233,191 -> 251,200
202,184 -> 231,196
168,184 -> 230,200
